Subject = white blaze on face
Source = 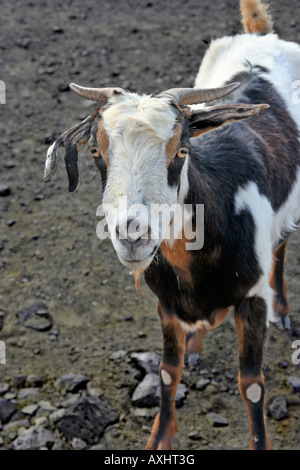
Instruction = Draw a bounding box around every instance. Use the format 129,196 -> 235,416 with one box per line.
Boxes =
100,92 -> 183,272
102,92 -> 178,208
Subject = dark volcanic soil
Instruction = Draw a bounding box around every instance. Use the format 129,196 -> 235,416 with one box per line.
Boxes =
0,0 -> 299,451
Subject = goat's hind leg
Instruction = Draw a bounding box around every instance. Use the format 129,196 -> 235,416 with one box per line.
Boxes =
146,303 -> 186,450
270,239 -> 291,330
235,297 -> 273,450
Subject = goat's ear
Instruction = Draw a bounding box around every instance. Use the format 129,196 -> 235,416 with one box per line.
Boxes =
44,115 -> 94,192
188,103 -> 269,137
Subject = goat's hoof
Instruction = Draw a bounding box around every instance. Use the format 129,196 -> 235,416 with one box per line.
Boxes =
277,315 -> 291,331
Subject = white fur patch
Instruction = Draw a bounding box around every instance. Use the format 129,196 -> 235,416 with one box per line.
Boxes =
271,167 -> 300,246
235,182 -> 275,325
246,383 -> 262,403
193,33 -> 300,135
161,369 -> 172,386
180,319 -> 210,334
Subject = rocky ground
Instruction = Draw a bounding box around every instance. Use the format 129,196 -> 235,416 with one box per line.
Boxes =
0,0 -> 299,451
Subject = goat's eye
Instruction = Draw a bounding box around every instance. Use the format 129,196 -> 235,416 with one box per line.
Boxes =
177,147 -> 188,159
90,146 -> 100,157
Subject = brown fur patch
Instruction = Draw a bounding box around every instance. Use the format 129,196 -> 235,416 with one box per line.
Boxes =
96,120 -> 110,167
240,0 -> 273,34
166,123 -> 182,165
270,240 -> 290,316
160,236 -> 192,284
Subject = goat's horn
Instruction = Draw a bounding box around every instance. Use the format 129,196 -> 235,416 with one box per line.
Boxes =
69,83 -> 124,104
157,83 -> 241,105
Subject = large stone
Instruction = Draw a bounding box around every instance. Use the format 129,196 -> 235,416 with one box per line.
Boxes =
10,426 -> 55,450
55,373 -> 89,393
58,396 -> 119,445
131,373 -> 187,408
0,399 -> 17,424
17,303 -> 52,332
130,352 -> 161,375
132,373 -> 160,407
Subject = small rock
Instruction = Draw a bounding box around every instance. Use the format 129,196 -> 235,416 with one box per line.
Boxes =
269,397 -> 288,421
6,219 -> 15,227
58,396 -> 118,445
60,394 -> 80,408
288,376 -> 300,392
18,388 -> 40,400
130,352 -> 161,375
188,430 -> 202,441
12,375 -> 27,388
34,417 -> 48,427
175,383 -> 188,407
49,409 -> 65,423
38,401 -> 56,412
55,373 -> 89,393
87,382 -> 103,398
188,353 -> 199,366
280,360 -> 288,369
225,372 -> 234,381
0,185 -> 11,197
206,412 -> 229,427
58,83 -> 70,92
26,375 -> 43,388
4,419 -> 30,432
0,399 -> 17,424
43,133 -> 55,144
131,408 -> 157,419
4,392 -> 16,400
71,437 -> 87,450
10,426 -> 55,450
0,383 -> 9,395
52,26 -> 64,33
17,303 -> 52,332
109,350 -> 127,360
21,404 -> 39,417
196,378 -> 211,391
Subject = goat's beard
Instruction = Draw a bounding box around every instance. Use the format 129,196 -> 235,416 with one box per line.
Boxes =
131,255 -> 154,291
132,267 -> 143,291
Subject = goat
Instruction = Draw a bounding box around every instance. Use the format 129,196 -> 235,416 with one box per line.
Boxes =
44,0 -> 300,450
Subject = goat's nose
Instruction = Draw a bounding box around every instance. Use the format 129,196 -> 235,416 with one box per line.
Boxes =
116,217 -> 150,249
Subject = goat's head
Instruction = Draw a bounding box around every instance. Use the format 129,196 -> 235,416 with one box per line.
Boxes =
44,83 -> 268,283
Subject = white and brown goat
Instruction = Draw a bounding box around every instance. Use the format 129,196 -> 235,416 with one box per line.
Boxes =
44,0 -> 300,450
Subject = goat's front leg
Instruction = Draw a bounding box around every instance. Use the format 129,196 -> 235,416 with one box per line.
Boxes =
146,302 -> 186,450
234,297 -> 273,450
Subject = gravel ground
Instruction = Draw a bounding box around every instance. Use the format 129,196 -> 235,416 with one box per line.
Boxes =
0,0 -> 299,450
